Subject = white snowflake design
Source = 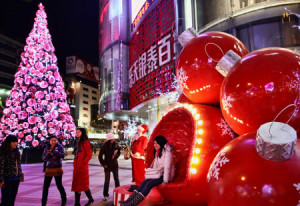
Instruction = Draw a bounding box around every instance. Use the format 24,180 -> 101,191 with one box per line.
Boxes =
217,118 -> 235,139
207,147 -> 230,182
222,95 -> 235,114
294,183 -> 300,192
290,71 -> 300,89
293,183 -> 300,206
171,74 -> 182,94
177,67 -> 189,90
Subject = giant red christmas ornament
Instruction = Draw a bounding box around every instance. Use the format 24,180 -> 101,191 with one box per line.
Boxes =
145,103 -> 236,205
207,122 -> 300,206
176,31 -> 248,105
220,47 -> 300,136
177,93 -> 193,104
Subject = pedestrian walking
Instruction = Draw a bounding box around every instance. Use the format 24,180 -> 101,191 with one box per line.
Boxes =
0,135 -> 23,206
98,133 -> 120,200
41,135 -> 67,206
120,135 -> 173,206
71,128 -> 94,206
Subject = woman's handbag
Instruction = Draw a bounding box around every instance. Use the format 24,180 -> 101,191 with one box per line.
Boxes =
124,147 -> 131,160
20,173 -> 24,182
145,168 -> 163,179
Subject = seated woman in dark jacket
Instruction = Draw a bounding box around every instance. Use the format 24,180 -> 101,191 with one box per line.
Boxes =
0,135 -> 23,206
41,135 -> 66,206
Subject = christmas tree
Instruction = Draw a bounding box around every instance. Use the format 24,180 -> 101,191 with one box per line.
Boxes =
0,3 -> 76,148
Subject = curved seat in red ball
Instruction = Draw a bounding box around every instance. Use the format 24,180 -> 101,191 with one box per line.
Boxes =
145,104 -> 235,205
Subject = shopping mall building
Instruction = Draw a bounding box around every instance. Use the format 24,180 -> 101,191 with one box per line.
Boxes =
99,0 -> 300,133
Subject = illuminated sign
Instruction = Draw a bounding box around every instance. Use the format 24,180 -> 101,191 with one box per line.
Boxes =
131,0 -> 155,30
129,33 -> 173,87
129,0 -> 175,109
66,56 -> 99,82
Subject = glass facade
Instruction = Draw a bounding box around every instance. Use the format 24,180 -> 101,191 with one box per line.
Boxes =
177,0 -> 300,52
99,0 -> 130,115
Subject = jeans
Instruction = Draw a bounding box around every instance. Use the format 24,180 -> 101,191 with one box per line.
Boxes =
42,175 -> 66,203
103,169 -> 120,197
1,179 -> 20,206
136,176 -> 163,197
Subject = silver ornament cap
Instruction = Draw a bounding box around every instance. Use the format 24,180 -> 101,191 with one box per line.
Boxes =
256,122 -> 297,161
178,28 -> 198,47
215,50 -> 241,77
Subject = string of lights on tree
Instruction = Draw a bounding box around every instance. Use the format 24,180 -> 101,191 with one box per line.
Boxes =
0,3 -> 76,148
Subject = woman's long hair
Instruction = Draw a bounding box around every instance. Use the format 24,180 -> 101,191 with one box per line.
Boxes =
77,128 -> 89,145
0,134 -> 20,159
153,135 -> 167,158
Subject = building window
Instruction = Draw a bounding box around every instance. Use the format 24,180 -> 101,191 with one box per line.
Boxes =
83,100 -> 89,104
92,96 -> 97,100
83,87 -> 89,91
83,94 -> 89,98
92,90 -> 97,94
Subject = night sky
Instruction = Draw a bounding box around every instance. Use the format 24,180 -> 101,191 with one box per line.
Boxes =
0,0 -> 99,74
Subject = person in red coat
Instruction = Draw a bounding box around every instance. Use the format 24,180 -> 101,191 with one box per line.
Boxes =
71,128 -> 94,206
128,125 -> 148,192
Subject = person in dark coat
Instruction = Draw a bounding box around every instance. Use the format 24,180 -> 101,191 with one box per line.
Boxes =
98,133 -> 120,201
41,135 -> 67,206
71,128 -> 94,206
0,135 -> 22,206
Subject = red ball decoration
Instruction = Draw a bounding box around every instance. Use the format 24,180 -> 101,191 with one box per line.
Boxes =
176,31 -> 248,104
207,133 -> 300,206
220,47 -> 300,136
145,103 -> 236,205
177,93 -> 193,104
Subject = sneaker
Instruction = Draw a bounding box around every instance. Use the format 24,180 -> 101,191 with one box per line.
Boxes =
103,196 -> 108,201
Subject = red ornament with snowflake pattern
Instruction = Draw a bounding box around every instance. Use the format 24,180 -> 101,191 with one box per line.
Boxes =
207,130 -> 300,206
176,31 -> 248,105
145,103 -> 236,205
220,47 -> 300,136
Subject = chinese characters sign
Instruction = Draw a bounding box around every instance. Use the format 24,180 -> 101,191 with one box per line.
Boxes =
129,0 -> 175,109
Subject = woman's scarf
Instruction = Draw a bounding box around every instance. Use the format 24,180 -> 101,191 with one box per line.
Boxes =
73,138 -> 81,159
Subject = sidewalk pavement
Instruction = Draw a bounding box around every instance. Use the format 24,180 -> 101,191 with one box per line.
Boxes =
14,153 -> 133,206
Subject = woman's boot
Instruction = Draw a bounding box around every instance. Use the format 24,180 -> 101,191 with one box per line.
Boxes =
74,192 -> 81,206
119,190 -> 138,205
130,192 -> 145,206
84,189 -> 94,206
61,196 -> 67,206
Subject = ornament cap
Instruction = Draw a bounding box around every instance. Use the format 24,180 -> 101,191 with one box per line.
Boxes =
178,28 -> 198,47
215,50 -> 241,77
256,122 -> 297,161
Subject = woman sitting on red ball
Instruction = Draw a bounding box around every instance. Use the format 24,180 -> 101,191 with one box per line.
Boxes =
120,135 -> 173,206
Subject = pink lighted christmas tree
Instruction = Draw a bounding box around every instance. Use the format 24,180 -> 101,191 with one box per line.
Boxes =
0,3 -> 76,148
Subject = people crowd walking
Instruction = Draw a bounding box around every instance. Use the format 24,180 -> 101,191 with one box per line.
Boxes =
41,135 -> 67,206
98,133 -> 121,201
0,135 -> 23,206
71,128 -> 94,206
